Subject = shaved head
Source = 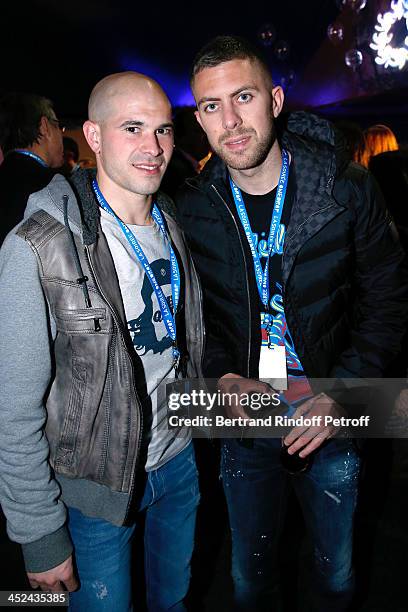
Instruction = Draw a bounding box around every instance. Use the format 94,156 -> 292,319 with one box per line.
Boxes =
83,70 -> 174,207
88,71 -> 170,123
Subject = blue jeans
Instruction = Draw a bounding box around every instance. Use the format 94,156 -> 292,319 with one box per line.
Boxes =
68,442 -> 199,611
221,437 -> 360,612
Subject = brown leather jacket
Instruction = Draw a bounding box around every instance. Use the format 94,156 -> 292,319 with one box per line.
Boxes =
16,171 -> 204,493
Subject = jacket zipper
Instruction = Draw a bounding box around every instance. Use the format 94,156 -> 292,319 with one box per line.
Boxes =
189,255 -> 206,375
211,184 -> 252,377
84,246 -> 143,510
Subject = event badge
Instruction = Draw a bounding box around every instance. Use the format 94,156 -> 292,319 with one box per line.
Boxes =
259,344 -> 288,390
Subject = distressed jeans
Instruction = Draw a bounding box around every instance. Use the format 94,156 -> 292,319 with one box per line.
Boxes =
67,442 -> 199,611
221,437 -> 360,612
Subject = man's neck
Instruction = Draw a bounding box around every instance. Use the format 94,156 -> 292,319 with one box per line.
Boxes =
20,144 -> 48,166
96,173 -> 153,226
228,141 -> 283,196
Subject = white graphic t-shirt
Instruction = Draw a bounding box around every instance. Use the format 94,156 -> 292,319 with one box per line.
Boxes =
100,207 -> 190,471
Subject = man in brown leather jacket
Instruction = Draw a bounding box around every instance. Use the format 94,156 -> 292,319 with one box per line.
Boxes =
0,72 -> 204,610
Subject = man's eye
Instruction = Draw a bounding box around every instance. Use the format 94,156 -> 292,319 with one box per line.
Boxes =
237,93 -> 252,103
125,126 -> 140,133
156,127 -> 173,135
204,103 -> 218,113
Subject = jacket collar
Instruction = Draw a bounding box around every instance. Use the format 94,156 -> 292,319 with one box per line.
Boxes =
188,111 -> 349,283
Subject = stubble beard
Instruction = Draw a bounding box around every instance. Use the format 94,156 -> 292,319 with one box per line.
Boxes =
214,121 -> 277,171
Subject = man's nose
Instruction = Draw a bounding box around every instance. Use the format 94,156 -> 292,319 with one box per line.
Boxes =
140,133 -> 163,157
222,104 -> 243,131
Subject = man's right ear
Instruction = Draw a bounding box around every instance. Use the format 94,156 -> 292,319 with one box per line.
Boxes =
83,120 -> 100,154
38,116 -> 51,141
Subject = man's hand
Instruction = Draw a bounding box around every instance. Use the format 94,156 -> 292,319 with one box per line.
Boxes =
283,393 -> 346,458
27,555 -> 78,592
218,373 -> 275,421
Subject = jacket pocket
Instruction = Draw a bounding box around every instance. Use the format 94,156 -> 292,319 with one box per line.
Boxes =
54,307 -> 107,333
55,357 -> 87,469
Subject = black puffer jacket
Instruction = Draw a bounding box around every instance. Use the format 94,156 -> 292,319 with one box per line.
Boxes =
176,112 -> 408,382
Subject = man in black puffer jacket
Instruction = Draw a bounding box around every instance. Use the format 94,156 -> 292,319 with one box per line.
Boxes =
176,36 -> 408,612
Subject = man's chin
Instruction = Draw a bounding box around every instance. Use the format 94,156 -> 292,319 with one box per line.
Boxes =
221,153 -> 260,171
129,178 -> 163,197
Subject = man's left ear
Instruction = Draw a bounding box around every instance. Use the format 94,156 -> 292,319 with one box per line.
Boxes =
271,86 -> 285,119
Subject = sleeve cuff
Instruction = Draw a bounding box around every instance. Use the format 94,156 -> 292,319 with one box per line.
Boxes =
22,525 -> 73,573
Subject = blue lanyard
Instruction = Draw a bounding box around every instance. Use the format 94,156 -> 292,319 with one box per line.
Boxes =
13,150 -> 48,167
229,148 -> 290,309
92,179 -> 180,361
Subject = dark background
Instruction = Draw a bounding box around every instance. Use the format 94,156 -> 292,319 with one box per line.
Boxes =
1,0 -> 338,115
1,0 -> 407,137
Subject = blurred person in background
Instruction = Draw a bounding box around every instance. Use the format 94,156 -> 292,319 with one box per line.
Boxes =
0,92 -> 64,244
352,123 -> 407,249
334,120 -> 365,165
366,123 -> 408,401
365,127 -> 408,253
357,123 -> 399,168
78,156 -> 95,169
60,136 -> 80,176
161,106 -> 209,197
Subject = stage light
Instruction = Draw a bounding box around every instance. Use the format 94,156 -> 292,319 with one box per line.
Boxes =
370,0 -> 408,70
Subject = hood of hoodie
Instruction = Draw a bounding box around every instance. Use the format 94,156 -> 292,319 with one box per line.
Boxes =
190,111 -> 350,191
24,168 -> 178,246
24,172 -> 85,239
